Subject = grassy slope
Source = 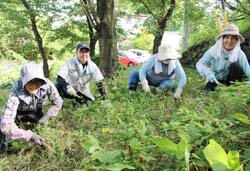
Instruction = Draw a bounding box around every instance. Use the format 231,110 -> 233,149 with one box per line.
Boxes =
0,63 -> 249,171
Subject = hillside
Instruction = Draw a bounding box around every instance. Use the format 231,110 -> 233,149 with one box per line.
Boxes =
0,64 -> 249,170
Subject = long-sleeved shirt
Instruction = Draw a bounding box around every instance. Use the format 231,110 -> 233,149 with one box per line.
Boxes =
196,46 -> 250,80
57,57 -> 104,100
139,56 -> 186,88
0,79 -> 63,142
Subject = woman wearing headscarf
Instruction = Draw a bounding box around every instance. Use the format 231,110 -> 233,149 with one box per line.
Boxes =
196,23 -> 250,91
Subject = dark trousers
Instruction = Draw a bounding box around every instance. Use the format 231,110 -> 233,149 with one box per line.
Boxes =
55,83 -> 93,104
0,110 -> 43,153
204,62 -> 244,91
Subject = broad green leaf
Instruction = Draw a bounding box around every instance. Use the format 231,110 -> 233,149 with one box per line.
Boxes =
231,113 -> 250,125
92,150 -> 121,163
203,139 -> 230,171
153,137 -> 178,153
81,135 -> 102,154
228,151 -> 242,171
176,138 -> 187,159
93,163 -> 135,171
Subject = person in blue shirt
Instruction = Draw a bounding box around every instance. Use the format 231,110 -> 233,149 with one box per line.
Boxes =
128,44 -> 186,99
196,23 -> 250,91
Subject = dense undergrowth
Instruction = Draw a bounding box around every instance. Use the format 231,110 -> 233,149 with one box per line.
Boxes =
0,62 -> 250,171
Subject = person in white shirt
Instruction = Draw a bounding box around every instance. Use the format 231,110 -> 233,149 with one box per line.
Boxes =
56,43 -> 107,104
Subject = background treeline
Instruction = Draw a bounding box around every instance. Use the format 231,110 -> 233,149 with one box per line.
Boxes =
1,0 -> 249,77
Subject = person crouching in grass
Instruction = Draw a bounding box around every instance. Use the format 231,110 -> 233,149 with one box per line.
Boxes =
0,62 -> 63,153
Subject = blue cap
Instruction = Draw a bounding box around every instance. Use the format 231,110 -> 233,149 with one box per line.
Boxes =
76,43 -> 90,52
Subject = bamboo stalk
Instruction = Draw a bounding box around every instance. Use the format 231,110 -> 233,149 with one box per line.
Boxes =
224,10 -> 228,25
212,8 -> 223,32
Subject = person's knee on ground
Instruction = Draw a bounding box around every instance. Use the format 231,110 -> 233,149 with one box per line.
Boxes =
158,79 -> 175,91
128,70 -> 140,90
0,131 -> 7,154
227,62 -> 244,84
55,83 -> 67,98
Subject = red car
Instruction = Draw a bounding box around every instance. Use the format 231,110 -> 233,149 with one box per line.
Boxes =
118,51 -> 143,67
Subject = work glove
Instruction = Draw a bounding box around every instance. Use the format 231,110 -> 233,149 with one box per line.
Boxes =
141,80 -> 150,92
30,133 -> 44,145
206,74 -> 218,83
38,115 -> 50,124
173,87 -> 183,99
66,86 -> 77,97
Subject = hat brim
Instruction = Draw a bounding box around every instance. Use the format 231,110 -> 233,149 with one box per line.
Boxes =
157,51 -> 181,61
216,31 -> 245,43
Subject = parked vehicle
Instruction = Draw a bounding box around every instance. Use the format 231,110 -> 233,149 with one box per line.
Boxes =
118,51 -> 143,67
128,49 -> 151,62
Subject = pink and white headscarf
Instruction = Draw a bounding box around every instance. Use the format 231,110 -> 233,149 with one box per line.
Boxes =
211,37 -> 241,63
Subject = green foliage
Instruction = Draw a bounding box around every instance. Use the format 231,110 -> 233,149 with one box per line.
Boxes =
153,136 -> 189,161
203,139 -> 242,171
130,30 -> 154,52
1,64 -> 249,170
231,113 -> 250,125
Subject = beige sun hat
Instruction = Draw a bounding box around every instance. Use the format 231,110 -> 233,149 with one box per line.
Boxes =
157,44 -> 181,61
215,23 -> 245,43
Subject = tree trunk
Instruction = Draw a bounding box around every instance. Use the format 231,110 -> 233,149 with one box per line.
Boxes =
152,0 -> 175,54
153,26 -> 165,53
87,18 -> 98,57
21,0 -> 49,78
97,0 -> 118,78
182,0 -> 189,49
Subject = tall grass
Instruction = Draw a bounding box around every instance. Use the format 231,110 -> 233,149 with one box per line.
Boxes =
0,63 -> 249,170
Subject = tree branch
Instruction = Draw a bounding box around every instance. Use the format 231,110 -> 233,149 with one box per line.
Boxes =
163,0 -> 175,22
138,0 -> 156,17
87,0 -> 100,24
80,0 -> 96,28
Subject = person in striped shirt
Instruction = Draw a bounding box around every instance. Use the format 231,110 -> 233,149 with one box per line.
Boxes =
0,62 -> 63,153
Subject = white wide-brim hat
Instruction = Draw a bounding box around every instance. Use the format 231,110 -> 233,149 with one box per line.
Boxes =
157,44 -> 181,61
215,23 -> 245,43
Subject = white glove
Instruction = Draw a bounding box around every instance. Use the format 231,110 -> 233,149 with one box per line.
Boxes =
206,74 -> 218,83
173,87 -> 183,99
30,133 -> 44,145
38,115 -> 50,124
66,86 -> 77,97
141,80 -> 150,92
